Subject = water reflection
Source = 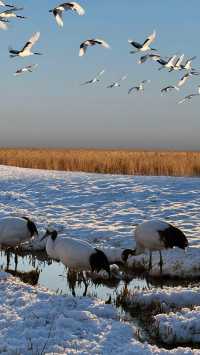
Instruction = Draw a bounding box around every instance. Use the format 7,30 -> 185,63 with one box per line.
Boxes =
1,249 -> 199,301
6,269 -> 40,286
0,249 -> 149,300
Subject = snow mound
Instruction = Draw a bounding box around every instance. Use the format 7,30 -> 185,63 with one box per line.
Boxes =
154,306 -> 200,345
122,286 -> 200,313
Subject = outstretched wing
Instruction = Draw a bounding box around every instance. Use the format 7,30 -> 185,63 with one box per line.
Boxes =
21,32 -> 40,52
178,94 -> 195,104
79,42 -> 87,56
25,63 -> 38,70
62,2 -> 85,15
0,19 -> 8,29
141,79 -> 151,85
177,73 -> 189,87
167,55 -> 178,67
0,6 -> 23,15
161,86 -> 179,94
81,79 -> 93,85
142,30 -> 156,47
119,75 -> 127,82
128,86 -> 137,94
94,38 -> 110,48
53,8 -> 63,27
96,69 -> 105,78
185,56 -> 196,64
128,40 -> 142,49
138,54 -> 149,64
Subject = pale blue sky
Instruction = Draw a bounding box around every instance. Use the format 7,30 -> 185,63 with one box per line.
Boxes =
0,0 -> 200,149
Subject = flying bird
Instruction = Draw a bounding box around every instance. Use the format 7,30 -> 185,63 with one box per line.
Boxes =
157,55 -> 178,71
128,80 -> 150,94
9,32 -> 42,58
128,30 -> 156,54
178,86 -> 200,104
81,69 -> 105,85
177,70 -> 199,88
169,54 -> 184,72
161,85 -> 179,95
79,39 -> 110,57
177,72 -> 192,87
0,1 -> 15,7
181,56 -> 196,71
13,64 -> 38,76
138,53 -> 160,64
0,7 -> 26,19
107,75 -> 127,88
49,2 -> 85,28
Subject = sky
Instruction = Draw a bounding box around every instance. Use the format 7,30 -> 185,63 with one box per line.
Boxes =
0,0 -> 200,150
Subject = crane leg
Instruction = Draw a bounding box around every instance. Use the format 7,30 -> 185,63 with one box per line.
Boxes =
67,268 -> 76,297
14,253 -> 18,272
6,249 -> 10,270
148,251 -> 152,272
159,251 -> 163,274
82,272 -> 88,297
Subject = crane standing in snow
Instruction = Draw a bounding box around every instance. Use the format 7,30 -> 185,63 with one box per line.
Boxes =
41,229 -> 110,296
0,216 -> 38,247
0,216 -> 38,270
122,220 -> 188,274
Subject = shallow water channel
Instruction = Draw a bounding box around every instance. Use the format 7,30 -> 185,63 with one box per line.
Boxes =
0,249 -> 149,301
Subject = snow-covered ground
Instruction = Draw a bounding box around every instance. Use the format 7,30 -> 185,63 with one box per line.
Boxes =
1,165 -> 200,277
1,165 -> 200,353
116,286 -> 200,347
154,306 -> 200,346
121,286 -> 200,313
0,271 -> 199,355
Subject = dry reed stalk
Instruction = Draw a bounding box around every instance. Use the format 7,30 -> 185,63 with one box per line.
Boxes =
0,148 -> 200,176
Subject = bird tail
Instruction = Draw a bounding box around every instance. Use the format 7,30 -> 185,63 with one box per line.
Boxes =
160,226 -> 188,249
22,216 -> 38,236
90,249 -> 111,278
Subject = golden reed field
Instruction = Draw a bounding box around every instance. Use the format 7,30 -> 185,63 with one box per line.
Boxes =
0,148 -> 200,176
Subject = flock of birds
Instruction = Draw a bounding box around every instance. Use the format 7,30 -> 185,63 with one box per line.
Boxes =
82,29 -> 200,104
0,1 -> 199,104
0,215 -> 189,295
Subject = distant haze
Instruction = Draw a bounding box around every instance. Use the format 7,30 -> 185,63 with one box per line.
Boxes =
0,0 -> 200,150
